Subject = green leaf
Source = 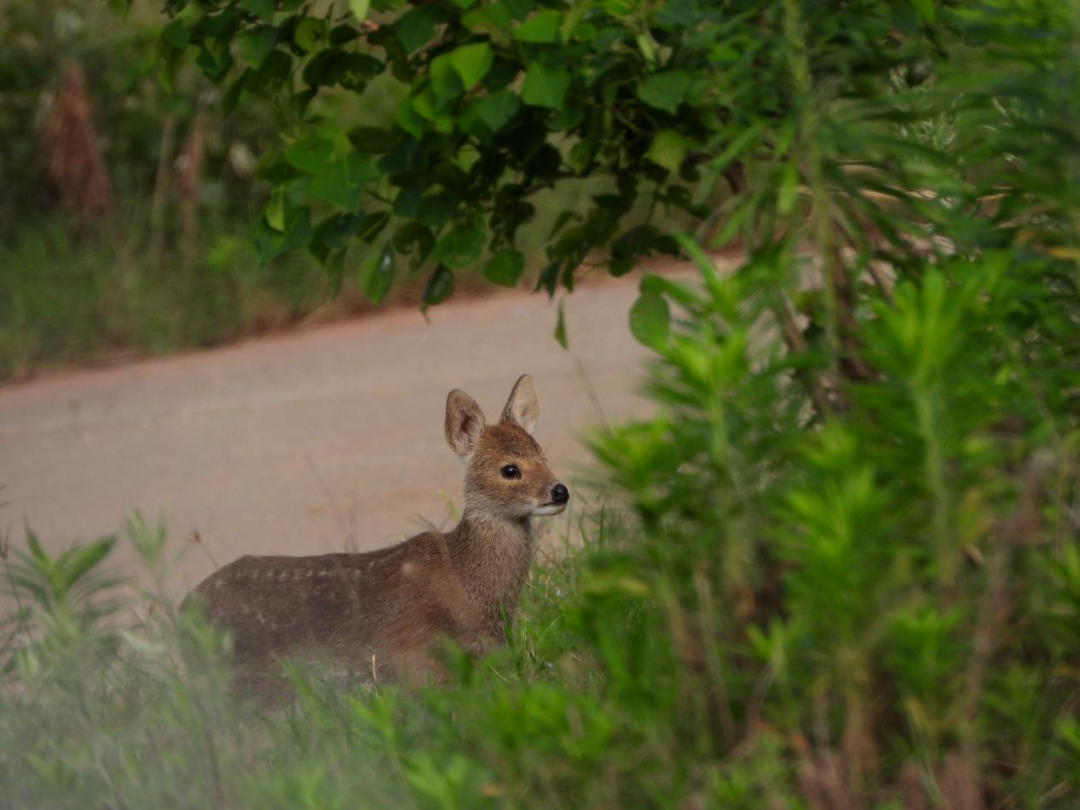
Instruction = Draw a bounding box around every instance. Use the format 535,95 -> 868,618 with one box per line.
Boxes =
635,32 -> 656,65
548,104 -> 585,132
637,70 -> 689,113
393,185 -> 422,218
303,48 -> 352,87
355,211 -> 390,243
429,54 -> 464,105
449,43 -> 494,90
310,153 -> 380,210
285,135 -> 334,173
239,0 -> 274,18
245,49 -> 292,94
161,20 -> 190,50
395,7 -> 443,53
646,129 -> 688,172
431,225 -> 486,269
330,24 -> 363,46
777,161 -> 799,215
522,63 -> 570,109
483,249 -> 525,287
629,288 -> 670,348
64,537 -> 117,591
412,89 -> 454,132
549,210 -> 576,238
462,3 -> 511,34
222,71 -> 247,115
396,96 -> 425,138
358,245 -> 395,304
554,297 -> 568,348
393,222 -> 435,264
422,265 -> 456,310
672,232 -> 722,289
294,18 -> 328,54
909,0 -> 935,23
255,206 -> 313,263
535,260 -> 558,296
311,212 -> 362,261
602,0 -> 632,16
238,25 -> 278,69
504,0 -> 535,20
416,194 -> 460,229
476,90 -> 521,131
561,1 -> 592,40
326,249 -> 346,297
349,0 -> 370,22
569,138 -> 594,174
25,529 -> 49,565
265,187 -> 286,231
347,126 -> 398,153
513,10 -> 562,43
195,40 -> 234,83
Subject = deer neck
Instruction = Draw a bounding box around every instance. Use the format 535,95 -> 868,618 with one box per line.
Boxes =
449,510 -> 536,617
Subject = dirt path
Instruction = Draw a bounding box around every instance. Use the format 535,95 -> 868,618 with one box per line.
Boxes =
0,273 -> 686,592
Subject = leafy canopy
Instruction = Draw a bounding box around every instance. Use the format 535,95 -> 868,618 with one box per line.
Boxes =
164,0 -> 960,313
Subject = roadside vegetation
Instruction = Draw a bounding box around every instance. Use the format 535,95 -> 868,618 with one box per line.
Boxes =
3,0 -> 1080,806
0,1 -> 507,380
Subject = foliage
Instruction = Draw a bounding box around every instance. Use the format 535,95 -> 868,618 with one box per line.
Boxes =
2,0 -> 1079,806
587,242 -> 1080,804
163,0 -> 1080,320
0,0 -> 341,380
156,0 -> 790,301
0,0 -> 277,237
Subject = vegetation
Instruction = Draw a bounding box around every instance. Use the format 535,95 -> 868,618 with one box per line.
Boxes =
3,0 -> 1080,806
0,1 -> 408,379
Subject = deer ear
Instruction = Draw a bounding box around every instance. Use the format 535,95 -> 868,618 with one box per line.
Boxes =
501,374 -> 539,435
445,390 -> 486,457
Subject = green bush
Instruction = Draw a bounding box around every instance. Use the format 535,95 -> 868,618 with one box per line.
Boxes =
3,0 -> 1079,806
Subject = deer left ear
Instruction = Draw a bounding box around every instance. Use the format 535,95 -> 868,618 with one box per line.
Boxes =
501,374 -> 539,435
445,390 -> 486,457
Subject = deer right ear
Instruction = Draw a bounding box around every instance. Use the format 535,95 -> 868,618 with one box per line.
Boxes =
445,390 -> 486,458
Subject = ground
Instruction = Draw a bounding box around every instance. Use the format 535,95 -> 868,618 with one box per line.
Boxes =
0,272 -> 683,594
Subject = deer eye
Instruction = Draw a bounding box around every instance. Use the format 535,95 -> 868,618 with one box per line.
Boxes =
501,464 -> 521,479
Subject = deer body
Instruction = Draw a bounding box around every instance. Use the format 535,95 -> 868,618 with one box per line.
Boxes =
184,375 -> 567,686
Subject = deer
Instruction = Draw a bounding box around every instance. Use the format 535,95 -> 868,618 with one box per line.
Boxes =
182,375 -> 569,691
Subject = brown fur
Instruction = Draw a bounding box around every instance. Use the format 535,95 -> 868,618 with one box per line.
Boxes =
183,375 -> 566,690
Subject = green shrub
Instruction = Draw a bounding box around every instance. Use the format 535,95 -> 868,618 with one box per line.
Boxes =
2,0 -> 1079,806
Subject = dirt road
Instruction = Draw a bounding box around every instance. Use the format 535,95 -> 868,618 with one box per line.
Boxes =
0,277 -> 668,591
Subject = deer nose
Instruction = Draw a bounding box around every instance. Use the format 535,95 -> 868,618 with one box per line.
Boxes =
551,483 -> 569,504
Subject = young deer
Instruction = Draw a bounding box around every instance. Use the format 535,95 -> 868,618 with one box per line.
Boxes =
183,375 -> 569,688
